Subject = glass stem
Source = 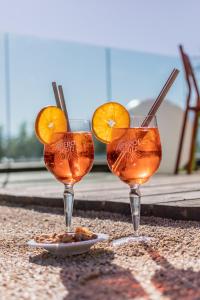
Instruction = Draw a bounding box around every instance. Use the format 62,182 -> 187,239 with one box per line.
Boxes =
63,184 -> 74,232
129,184 -> 141,236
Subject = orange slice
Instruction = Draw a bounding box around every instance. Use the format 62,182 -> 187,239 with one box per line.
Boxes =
92,102 -> 130,143
35,106 -> 67,144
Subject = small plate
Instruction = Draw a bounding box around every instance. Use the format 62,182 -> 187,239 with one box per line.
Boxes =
27,233 -> 109,256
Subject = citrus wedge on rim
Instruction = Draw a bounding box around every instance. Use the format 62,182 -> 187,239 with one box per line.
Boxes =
92,102 -> 130,143
35,106 -> 67,144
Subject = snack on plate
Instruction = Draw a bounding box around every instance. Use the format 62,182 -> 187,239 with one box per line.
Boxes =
75,227 -> 97,241
34,227 -> 97,244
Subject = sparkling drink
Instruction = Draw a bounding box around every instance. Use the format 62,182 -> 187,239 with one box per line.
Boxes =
35,100 -> 94,231
106,119 -> 162,245
107,128 -> 162,185
44,132 -> 94,185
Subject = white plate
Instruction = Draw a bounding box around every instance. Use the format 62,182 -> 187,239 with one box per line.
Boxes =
27,233 -> 109,256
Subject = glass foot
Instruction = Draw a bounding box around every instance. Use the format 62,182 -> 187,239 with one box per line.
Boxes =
112,235 -> 154,246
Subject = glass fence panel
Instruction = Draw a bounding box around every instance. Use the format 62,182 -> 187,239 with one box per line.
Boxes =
110,49 -> 184,108
7,34 -> 107,162
9,34 -> 107,134
0,34 -> 7,163
0,32 -> 190,166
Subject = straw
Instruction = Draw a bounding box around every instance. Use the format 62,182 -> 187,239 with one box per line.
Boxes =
52,81 -> 71,131
58,85 -> 71,131
112,68 -> 180,173
52,82 -> 61,109
141,68 -> 179,127
52,82 -> 79,177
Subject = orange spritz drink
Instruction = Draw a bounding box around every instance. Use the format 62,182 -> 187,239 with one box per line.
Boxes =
106,116 -> 162,244
44,131 -> 94,185
92,103 -> 162,244
92,69 -> 179,244
107,127 -> 161,185
35,105 -> 94,231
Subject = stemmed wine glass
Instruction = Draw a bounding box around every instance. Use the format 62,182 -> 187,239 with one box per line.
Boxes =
44,119 -> 94,232
107,115 -> 162,245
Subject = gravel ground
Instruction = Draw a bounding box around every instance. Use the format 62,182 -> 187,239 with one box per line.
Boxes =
0,203 -> 200,300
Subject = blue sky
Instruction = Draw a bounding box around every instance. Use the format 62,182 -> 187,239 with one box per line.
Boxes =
0,0 -> 199,56
0,0 -> 199,136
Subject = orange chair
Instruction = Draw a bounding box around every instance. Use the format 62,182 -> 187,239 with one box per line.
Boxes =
175,45 -> 200,174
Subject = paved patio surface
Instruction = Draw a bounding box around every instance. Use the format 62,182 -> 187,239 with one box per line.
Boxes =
1,171 -> 200,220
0,204 -> 200,300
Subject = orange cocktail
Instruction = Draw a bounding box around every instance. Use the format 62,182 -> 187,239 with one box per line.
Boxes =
107,127 -> 161,185
35,106 -> 94,232
106,115 -> 162,244
44,132 -> 94,185
92,103 -> 162,244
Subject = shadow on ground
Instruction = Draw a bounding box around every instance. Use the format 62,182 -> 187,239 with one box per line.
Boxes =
30,248 -> 148,300
29,243 -> 200,300
146,245 -> 200,300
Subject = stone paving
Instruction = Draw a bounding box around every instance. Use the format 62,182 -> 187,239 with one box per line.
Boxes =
1,203 -> 200,300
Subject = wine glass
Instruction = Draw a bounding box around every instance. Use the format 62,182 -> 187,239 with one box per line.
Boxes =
44,119 -> 94,232
107,115 -> 162,245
